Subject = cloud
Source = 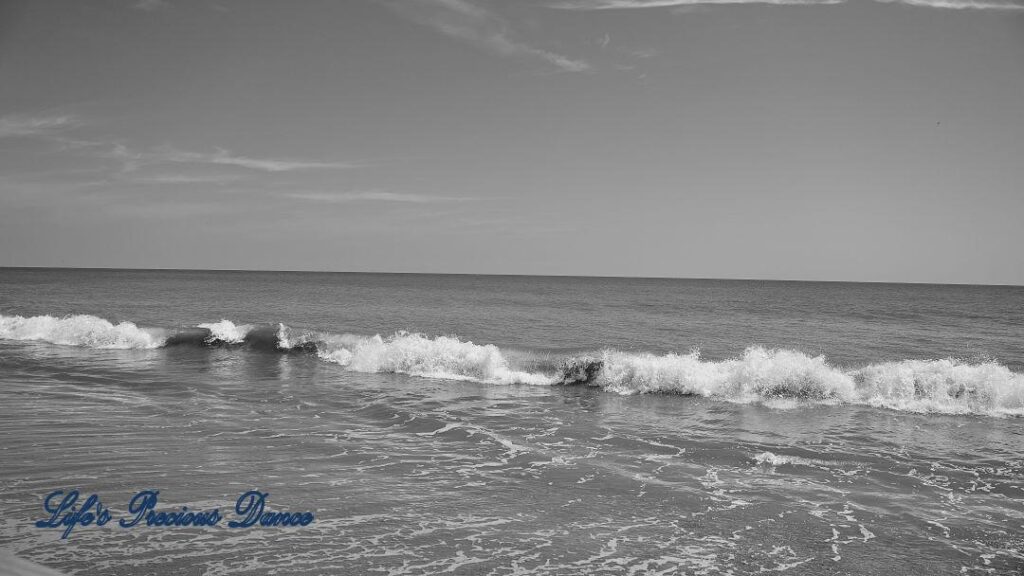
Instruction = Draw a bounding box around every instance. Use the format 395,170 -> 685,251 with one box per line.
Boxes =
551,0 -> 841,8
550,0 -> 1023,7
286,191 -> 471,204
133,0 -> 170,11
103,144 -> 354,173
171,148 -> 355,172
389,0 -> 591,72
126,173 -> 245,185
878,0 -> 1024,9
0,115 -> 77,138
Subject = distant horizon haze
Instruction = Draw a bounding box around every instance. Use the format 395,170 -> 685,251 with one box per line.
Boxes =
0,265 -> 1021,288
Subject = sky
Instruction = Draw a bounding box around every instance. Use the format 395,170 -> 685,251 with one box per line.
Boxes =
1,0 -> 1022,284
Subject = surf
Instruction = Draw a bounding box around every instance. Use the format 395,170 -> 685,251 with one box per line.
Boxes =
2,312 -> 1022,416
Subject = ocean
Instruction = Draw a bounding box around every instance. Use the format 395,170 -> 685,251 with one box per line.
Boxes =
0,267 -> 1022,575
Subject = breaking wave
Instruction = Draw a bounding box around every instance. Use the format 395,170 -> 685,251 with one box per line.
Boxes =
312,331 -> 552,386
0,313 -> 164,349
197,320 -> 253,345
2,312 -> 1022,416
569,349 -> 1024,416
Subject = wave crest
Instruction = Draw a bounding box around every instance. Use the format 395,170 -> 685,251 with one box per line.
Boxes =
594,347 -> 857,402
852,359 -> 1024,415
197,320 -> 253,344
315,332 -> 553,386
2,312 -> 1022,416
0,313 -> 163,349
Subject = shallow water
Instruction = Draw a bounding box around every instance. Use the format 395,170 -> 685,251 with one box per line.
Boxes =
0,268 -> 1022,574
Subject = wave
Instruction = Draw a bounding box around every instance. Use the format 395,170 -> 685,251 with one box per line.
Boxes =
310,331 -> 552,386
196,320 -> 253,345
2,312 -> 1022,416
570,348 -> 1024,416
0,313 -> 164,349
589,348 -> 857,401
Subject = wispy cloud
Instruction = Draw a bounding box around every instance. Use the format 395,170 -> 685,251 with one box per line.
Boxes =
286,191 -> 472,204
0,115 -> 78,138
2,115 -> 359,190
133,0 -> 170,11
551,0 -> 840,8
389,0 -> 590,72
878,0 -> 1024,9
104,144 -> 355,173
126,173 -> 245,185
551,0 -> 1022,7
167,148 -> 355,172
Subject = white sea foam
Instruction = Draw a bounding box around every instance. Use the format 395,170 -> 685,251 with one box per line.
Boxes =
754,451 -> 851,468
0,313 -> 164,349
197,320 -> 253,344
276,323 -> 364,353
314,332 -> 554,386
852,358 -> 1024,416
594,347 -> 1023,416
596,347 -> 857,402
276,323 -> 310,350
2,312 -> 1022,416
756,451 -> 800,467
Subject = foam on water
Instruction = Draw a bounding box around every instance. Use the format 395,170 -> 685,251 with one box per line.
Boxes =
851,359 -> 1024,416
595,347 -> 857,402
2,312 -> 1022,416
756,451 -> 803,467
0,313 -> 164,349
311,332 -> 554,386
754,451 -> 855,468
586,348 -> 1024,415
197,320 -> 254,344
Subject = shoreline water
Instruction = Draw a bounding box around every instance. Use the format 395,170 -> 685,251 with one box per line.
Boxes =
2,268 -> 1022,574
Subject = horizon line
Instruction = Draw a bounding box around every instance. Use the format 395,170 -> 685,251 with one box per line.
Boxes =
0,265 -> 1020,288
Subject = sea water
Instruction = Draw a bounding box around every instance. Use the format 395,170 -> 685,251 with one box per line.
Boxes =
0,268 -> 1021,574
